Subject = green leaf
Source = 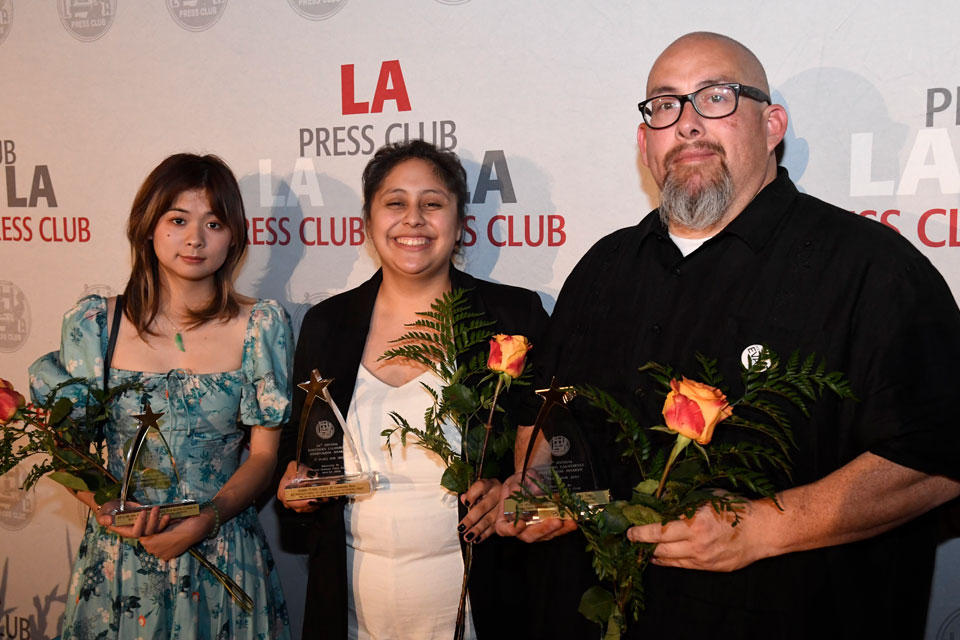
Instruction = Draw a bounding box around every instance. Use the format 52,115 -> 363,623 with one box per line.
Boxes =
480,460 -> 500,479
578,585 -> 616,625
442,383 -> 479,414
48,471 -> 89,492
94,483 -> 121,505
621,504 -> 661,526
633,479 -> 659,495
604,613 -> 624,640
599,502 -> 631,534
48,397 -> 74,426
75,469 -> 109,491
440,459 -> 472,494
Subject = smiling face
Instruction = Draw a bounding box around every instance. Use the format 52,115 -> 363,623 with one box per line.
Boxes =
367,158 -> 461,281
151,188 -> 233,288
637,33 -> 787,235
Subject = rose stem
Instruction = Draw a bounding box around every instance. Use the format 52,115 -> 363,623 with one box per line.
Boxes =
654,434 -> 691,499
475,376 -> 504,482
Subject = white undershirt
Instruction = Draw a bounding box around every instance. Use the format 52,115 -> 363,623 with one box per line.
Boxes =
668,231 -> 713,257
343,365 -> 475,640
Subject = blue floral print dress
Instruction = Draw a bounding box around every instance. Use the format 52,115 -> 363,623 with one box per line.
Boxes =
29,296 -> 293,640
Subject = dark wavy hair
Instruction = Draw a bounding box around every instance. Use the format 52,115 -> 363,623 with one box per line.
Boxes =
123,153 -> 248,337
361,140 -> 469,250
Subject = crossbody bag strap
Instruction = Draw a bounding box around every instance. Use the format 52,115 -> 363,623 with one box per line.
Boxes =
98,294 -> 123,447
103,294 -> 123,392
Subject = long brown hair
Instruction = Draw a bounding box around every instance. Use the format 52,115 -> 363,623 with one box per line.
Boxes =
123,153 -> 248,336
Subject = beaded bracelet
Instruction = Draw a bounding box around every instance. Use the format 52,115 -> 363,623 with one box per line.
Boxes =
200,500 -> 221,540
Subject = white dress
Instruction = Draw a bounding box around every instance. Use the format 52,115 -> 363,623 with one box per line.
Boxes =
343,365 -> 476,640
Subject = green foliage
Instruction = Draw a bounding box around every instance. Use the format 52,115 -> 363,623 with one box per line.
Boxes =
48,470 -> 89,492
521,346 -> 855,637
575,385 -> 651,475
441,460 -> 473,494
0,377 -> 256,612
578,586 -> 616,626
379,288 -> 529,494
0,377 -> 140,502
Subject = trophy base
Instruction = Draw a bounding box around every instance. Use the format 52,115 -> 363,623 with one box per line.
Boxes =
503,490 -> 611,523
110,500 -> 200,526
284,472 -> 378,500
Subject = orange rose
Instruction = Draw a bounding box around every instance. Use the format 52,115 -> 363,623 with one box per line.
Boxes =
487,334 -> 531,379
661,377 -> 732,445
0,378 -> 26,425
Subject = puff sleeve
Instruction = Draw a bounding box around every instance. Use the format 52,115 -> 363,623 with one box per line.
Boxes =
239,300 -> 294,428
28,295 -> 108,409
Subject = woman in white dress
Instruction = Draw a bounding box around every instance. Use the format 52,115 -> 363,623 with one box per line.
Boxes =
276,140 -> 548,639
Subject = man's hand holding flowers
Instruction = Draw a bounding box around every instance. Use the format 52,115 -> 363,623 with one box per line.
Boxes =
627,374 -> 774,572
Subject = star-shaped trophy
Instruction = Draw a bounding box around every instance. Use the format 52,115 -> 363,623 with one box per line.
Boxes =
504,378 -> 610,523
284,369 -> 378,500
110,401 -> 200,526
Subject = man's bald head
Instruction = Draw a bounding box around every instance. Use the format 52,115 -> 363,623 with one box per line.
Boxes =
647,32 -> 770,98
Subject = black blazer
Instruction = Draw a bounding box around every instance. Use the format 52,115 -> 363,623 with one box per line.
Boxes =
279,267 -> 549,639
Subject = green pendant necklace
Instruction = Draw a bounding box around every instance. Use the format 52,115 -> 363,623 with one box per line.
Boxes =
163,311 -> 187,352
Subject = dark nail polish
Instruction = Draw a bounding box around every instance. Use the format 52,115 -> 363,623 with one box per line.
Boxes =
463,499 -> 471,507
457,524 -> 466,532
465,532 -> 475,541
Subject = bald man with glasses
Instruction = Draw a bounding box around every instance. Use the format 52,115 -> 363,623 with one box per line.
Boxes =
498,32 -> 960,640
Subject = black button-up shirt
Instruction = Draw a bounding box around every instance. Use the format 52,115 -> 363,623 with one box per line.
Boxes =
531,168 -> 960,639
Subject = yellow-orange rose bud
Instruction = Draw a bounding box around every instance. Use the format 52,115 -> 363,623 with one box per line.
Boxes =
0,378 -> 26,425
661,377 -> 732,445
487,334 -> 531,379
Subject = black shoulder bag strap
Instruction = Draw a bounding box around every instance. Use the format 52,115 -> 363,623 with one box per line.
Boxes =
103,294 -> 123,391
98,294 -> 123,444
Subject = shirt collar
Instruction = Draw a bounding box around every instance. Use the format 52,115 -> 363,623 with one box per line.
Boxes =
720,167 -> 797,253
640,167 -> 798,254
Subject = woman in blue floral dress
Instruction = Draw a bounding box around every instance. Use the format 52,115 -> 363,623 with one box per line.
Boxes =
29,154 -> 292,640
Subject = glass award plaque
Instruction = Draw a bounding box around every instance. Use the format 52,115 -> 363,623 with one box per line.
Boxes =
504,379 -> 610,522
283,369 -> 377,500
110,402 -> 199,526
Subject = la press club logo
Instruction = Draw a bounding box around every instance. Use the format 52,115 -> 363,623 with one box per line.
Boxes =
59,0 -> 116,42
0,281 -> 30,353
287,0 -> 347,21
167,0 -> 227,32
252,60 -> 566,249
0,0 -> 13,46
0,140 -> 89,244
0,465 -> 35,530
850,85 -> 960,247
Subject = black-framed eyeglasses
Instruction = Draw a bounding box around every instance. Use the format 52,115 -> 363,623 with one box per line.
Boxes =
637,83 -> 771,129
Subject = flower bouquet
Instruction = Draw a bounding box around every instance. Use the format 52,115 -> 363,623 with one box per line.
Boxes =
516,349 -> 854,639
0,377 -> 254,612
379,288 -> 533,640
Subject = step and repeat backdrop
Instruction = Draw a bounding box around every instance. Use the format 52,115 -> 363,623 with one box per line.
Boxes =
2,1 -> 959,638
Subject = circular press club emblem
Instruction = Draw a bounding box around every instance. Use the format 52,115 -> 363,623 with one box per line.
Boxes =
316,420 -> 336,440
0,280 -> 30,353
287,0 -> 348,21
166,0 -> 228,32
0,0 -> 13,46
0,466 -> 36,531
550,435 -> 571,457
59,0 -> 117,42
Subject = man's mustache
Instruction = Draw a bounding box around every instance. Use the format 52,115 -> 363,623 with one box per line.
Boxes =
664,141 -> 727,169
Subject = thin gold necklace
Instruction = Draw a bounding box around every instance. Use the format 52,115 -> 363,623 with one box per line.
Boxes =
162,310 -> 187,352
